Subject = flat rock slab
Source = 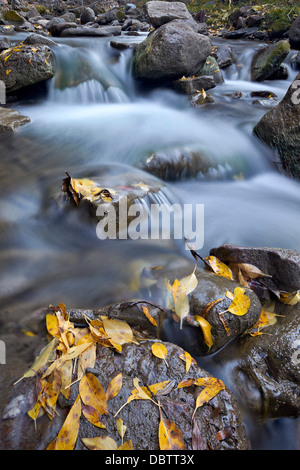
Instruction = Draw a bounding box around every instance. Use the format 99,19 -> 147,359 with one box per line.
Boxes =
210,244 -> 300,293
0,107 -> 30,132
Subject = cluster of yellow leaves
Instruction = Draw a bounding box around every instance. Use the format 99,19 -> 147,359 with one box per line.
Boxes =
62,172 -> 115,205
15,302 -> 228,450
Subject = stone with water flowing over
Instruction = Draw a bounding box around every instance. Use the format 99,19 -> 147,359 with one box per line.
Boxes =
0,43 -> 54,93
254,72 -> 300,180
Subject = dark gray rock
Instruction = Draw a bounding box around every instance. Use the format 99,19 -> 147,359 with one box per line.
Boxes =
210,244 -> 300,293
60,25 -> 121,37
254,72 -> 300,180
80,7 -> 95,25
169,75 -> 216,94
23,33 -> 58,47
212,45 -> 235,69
0,37 -> 11,53
133,20 -> 212,83
288,16 -> 300,50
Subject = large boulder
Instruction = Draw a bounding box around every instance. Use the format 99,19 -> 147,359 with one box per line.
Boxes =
288,16 -> 300,50
250,40 -> 290,82
133,20 -> 212,83
80,7 -> 96,25
145,1 -> 193,28
253,72 -> 300,180
0,44 -> 54,93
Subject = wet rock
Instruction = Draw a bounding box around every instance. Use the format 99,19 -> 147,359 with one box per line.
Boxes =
145,0 -> 193,28
0,106 -> 30,132
169,75 -> 216,94
253,72 -> 300,180
291,51 -> 300,70
0,44 -> 54,93
133,20 -> 212,83
80,7 -> 95,25
23,33 -> 58,47
221,27 -> 258,40
1,333 -> 250,449
47,21 -> 78,36
217,302 -> 300,419
145,259 -> 262,356
212,44 -> 235,69
288,16 -> 300,50
199,55 -> 224,84
250,40 -> 290,82
210,244 -> 300,293
59,25 -> 122,37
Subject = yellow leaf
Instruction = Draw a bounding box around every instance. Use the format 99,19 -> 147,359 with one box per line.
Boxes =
151,342 -> 168,366
279,290 -> 300,306
192,378 -> 225,419
14,338 -> 58,385
227,287 -> 251,316
60,360 -> 73,398
205,256 -> 233,280
141,305 -> 158,327
79,373 -> 108,415
82,404 -> 106,428
179,350 -> 193,374
194,316 -> 213,350
158,407 -> 185,450
77,342 -> 96,379
102,317 -> 138,351
47,395 -> 81,450
236,263 -> 272,279
117,439 -> 133,450
106,373 -> 123,401
6,69 -> 11,75
82,436 -> 118,450
116,418 -> 127,443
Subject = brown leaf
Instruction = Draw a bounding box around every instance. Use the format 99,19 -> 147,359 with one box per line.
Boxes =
106,373 -> 123,401
82,404 -> 106,428
158,407 -> 185,450
47,395 -> 81,450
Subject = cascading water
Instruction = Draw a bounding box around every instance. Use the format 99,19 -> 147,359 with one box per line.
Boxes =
1,32 -> 300,449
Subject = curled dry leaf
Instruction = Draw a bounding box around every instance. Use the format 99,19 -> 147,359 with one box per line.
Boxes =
141,305 -> 158,327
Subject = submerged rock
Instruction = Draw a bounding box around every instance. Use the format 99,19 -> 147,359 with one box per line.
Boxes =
253,72 -> 300,180
0,106 -> 30,132
0,44 -> 54,94
133,20 -> 212,83
250,40 -> 290,82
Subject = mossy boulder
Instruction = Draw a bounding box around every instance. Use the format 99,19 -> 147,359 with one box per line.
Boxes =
251,40 -> 290,82
2,10 -> 24,24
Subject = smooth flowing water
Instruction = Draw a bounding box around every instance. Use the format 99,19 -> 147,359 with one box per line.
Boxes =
1,32 -> 300,449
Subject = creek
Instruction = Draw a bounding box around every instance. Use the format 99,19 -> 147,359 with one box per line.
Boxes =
0,32 -> 299,449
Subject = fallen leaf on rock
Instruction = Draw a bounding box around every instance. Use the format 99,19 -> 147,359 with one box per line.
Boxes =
227,287 -> 251,316
106,373 -> 123,401
279,290 -> 300,306
200,298 -> 223,319
204,256 -> 233,280
118,440 -> 133,450
194,316 -> 213,350
79,373 -> 108,416
116,418 -> 127,444
47,395 -> 81,450
247,308 -> 277,336
236,263 -> 272,280
179,351 -> 195,374
166,266 -> 198,329
102,317 -> 138,352
158,406 -> 185,450
82,435 -> 118,451
192,377 -> 225,419
141,305 -> 158,326
151,342 -> 168,366
82,404 -> 106,428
